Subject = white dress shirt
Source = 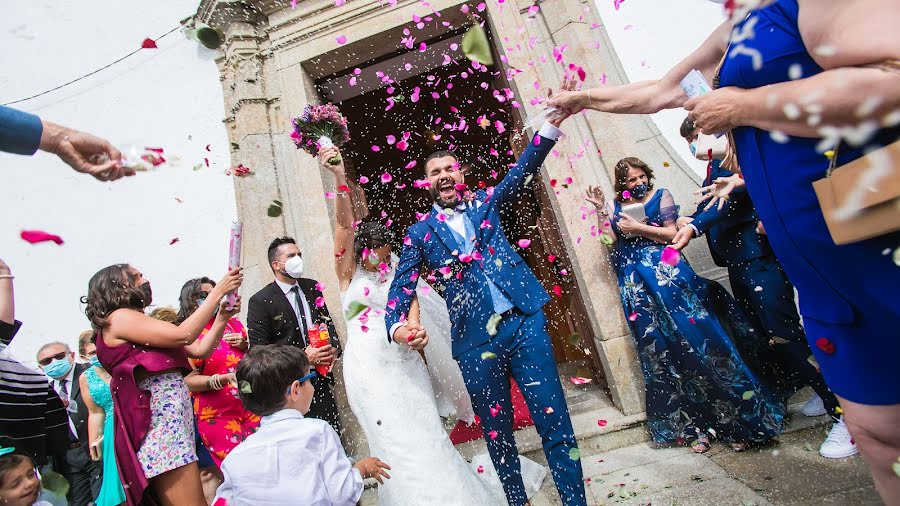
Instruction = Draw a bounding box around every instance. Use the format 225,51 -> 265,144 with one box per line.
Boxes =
275,278 -> 314,333
50,365 -> 78,437
215,409 -> 363,506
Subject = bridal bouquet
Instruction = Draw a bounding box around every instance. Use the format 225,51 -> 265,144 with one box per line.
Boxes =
290,103 -> 350,165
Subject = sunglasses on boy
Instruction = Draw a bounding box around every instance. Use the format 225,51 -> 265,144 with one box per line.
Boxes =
285,369 -> 317,393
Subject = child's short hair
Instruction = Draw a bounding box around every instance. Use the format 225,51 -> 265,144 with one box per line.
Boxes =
0,437 -> 36,488
237,345 -> 310,417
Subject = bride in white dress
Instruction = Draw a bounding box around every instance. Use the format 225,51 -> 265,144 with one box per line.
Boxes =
320,148 -> 545,505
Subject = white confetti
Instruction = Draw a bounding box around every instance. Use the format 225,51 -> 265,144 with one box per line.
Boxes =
788,64 -> 803,80
782,103 -> 801,120
814,45 -> 837,57
769,130 -> 789,144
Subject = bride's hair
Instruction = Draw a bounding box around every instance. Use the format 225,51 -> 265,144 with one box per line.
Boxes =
354,221 -> 393,264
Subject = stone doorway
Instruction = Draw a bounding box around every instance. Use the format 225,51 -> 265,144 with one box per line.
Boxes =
317,27 -> 605,387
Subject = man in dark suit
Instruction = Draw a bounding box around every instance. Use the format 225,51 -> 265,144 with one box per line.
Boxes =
247,237 -> 343,434
672,118 -> 841,425
36,341 -> 99,506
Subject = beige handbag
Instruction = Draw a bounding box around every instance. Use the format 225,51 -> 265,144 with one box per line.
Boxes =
812,140 -> 900,245
694,133 -> 729,161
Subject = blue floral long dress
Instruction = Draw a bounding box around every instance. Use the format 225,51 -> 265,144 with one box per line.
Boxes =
610,188 -> 785,444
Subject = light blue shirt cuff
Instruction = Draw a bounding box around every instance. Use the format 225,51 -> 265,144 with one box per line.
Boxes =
538,122 -> 564,141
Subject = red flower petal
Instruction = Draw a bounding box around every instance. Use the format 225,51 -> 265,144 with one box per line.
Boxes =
20,230 -> 64,245
552,285 -> 563,298
815,337 -> 836,355
169,238 -> 179,245
141,38 -> 158,49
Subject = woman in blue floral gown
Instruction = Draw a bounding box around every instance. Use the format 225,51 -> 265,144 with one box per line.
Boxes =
587,157 -> 784,452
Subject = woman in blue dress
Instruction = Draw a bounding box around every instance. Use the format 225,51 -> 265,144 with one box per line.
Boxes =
551,0 -> 899,499
587,157 -> 784,452
78,341 -> 126,506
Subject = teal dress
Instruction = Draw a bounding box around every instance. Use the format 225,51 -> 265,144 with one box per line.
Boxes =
84,367 -> 127,506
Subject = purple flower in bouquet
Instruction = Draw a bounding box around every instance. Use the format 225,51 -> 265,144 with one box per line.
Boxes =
291,103 -> 350,165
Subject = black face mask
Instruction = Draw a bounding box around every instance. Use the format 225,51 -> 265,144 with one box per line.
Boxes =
132,281 -> 153,308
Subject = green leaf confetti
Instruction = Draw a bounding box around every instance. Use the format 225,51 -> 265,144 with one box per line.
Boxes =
344,301 -> 369,320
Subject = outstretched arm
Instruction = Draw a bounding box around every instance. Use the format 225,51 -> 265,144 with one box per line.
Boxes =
549,20 -> 732,115
321,147 -> 357,290
492,123 -> 561,206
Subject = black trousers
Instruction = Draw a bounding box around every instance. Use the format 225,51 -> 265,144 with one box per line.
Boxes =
729,254 -> 839,418
64,445 -> 99,506
306,377 -> 342,436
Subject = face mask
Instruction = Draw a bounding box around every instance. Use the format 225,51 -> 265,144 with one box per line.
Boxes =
131,281 -> 153,308
43,357 -> 73,379
88,355 -> 102,368
197,297 -> 220,317
689,142 -> 697,156
631,183 -> 649,199
283,256 -> 304,279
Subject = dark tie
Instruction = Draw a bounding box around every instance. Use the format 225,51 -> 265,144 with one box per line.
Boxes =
59,379 -> 69,398
289,286 -> 309,346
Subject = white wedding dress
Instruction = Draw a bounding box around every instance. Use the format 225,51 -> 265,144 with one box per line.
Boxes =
341,262 -> 546,505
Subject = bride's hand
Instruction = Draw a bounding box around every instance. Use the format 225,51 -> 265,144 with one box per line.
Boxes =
393,323 -> 428,351
319,147 -> 345,174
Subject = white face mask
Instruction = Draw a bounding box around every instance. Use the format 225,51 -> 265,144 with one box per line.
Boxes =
283,256 -> 304,279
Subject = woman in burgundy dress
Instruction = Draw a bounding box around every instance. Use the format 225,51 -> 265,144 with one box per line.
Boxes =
86,264 -> 242,506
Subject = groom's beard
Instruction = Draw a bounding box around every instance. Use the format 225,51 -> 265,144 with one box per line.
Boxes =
430,177 -> 461,209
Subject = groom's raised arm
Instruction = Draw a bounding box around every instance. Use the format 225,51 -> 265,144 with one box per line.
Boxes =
384,231 -> 425,343
492,122 -> 563,206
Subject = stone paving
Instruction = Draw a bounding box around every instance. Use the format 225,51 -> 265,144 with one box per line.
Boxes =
529,424 -> 879,506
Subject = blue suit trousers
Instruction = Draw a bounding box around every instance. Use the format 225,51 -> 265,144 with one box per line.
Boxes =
456,309 -> 586,506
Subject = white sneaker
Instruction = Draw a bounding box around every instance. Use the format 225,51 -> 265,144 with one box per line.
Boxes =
801,394 -> 827,417
819,419 -> 859,459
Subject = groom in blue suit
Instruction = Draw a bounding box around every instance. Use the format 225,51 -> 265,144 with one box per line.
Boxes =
385,108 -> 586,506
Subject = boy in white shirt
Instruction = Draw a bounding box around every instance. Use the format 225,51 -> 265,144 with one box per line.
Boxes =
214,345 -> 391,506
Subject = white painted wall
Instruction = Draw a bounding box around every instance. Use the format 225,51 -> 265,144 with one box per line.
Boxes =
592,0 -> 727,178
1,1 -> 235,366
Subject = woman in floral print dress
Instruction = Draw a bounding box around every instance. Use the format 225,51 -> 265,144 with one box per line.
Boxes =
587,157 -> 785,453
179,277 -> 260,466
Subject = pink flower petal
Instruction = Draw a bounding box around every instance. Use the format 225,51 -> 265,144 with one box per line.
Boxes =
660,247 -> 681,266
371,145 -> 381,152
141,38 -> 157,49
20,230 -> 64,245
405,160 -> 418,169
359,176 -> 370,184
336,35 -> 347,44
314,296 -> 325,308
569,376 -> 592,385
381,172 -> 393,183
517,239 -> 532,249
